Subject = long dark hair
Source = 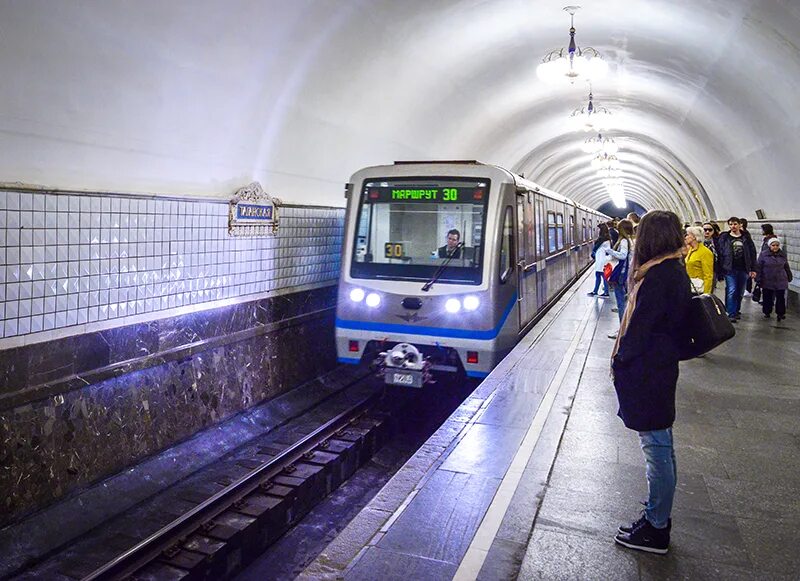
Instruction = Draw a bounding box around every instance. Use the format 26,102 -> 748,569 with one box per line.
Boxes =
615,219 -> 634,250
631,211 -> 684,271
596,223 -> 610,243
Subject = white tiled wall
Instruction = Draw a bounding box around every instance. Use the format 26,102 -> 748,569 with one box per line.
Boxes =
772,221 -> 800,293
0,190 -> 343,340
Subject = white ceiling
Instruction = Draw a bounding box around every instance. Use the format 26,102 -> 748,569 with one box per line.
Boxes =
0,0 -> 798,219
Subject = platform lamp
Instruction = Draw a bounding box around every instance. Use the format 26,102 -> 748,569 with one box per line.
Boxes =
755,209 -> 766,219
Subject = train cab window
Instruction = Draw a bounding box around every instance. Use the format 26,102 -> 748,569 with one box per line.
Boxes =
350,178 -> 490,285
547,211 -> 557,253
499,206 -> 514,283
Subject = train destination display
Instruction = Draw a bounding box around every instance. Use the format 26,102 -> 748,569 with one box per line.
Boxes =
364,182 -> 486,204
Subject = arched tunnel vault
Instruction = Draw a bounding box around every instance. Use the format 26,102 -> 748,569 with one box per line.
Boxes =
0,1 -> 799,220
515,131 -> 713,221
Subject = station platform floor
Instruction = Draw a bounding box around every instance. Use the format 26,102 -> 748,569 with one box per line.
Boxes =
301,271 -> 800,581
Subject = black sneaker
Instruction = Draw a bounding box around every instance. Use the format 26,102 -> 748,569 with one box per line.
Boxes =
618,512 -> 672,535
777,314 -> 785,321
763,313 -> 771,319
614,519 -> 670,554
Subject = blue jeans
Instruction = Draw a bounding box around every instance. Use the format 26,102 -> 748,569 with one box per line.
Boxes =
724,271 -> 749,318
612,282 -> 626,321
638,428 -> 677,529
592,272 -> 609,295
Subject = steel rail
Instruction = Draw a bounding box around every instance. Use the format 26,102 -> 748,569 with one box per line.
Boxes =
81,391 -> 380,581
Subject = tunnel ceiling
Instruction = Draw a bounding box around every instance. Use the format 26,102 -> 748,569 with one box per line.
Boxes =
1,1 -> 799,220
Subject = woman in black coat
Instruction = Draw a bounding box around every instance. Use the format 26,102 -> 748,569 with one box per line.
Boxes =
611,210 -> 693,555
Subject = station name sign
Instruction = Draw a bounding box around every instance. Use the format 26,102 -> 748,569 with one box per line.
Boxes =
229,182 -> 281,237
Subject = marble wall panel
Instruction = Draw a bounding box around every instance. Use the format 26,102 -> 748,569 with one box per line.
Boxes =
0,286 -> 338,525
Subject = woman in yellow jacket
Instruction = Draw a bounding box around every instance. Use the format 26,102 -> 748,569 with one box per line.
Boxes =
684,226 -> 714,294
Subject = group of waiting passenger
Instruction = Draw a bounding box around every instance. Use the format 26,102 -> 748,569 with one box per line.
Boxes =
604,210 -> 793,556
684,217 -> 793,322
590,214 -> 793,327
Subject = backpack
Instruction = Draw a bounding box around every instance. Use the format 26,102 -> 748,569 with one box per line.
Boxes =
679,294 -> 735,360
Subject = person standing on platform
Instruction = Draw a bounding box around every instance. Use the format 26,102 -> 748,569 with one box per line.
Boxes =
684,226 -> 714,294
701,222 -> 720,289
611,210 -> 692,555
626,212 -> 641,235
717,217 -> 757,322
757,238 -> 793,321
740,218 -> 755,296
607,219 -> 634,338
760,224 -> 776,252
608,220 -> 620,246
589,224 -> 612,297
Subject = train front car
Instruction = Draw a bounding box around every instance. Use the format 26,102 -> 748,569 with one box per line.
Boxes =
336,162 -> 518,387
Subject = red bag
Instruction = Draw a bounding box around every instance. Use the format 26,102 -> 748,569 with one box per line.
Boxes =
603,262 -> 613,281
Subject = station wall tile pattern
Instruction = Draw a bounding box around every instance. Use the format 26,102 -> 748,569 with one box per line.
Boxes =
0,190 -> 343,340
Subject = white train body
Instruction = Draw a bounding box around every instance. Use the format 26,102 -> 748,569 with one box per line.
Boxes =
335,162 -> 607,384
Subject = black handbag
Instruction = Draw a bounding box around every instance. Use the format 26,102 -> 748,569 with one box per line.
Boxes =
752,284 -> 762,302
680,294 -> 735,360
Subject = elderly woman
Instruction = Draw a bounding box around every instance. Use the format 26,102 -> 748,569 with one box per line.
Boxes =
757,237 -> 793,321
684,226 -> 714,294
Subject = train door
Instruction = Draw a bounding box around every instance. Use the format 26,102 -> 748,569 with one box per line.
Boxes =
534,196 -> 547,309
516,191 -> 536,329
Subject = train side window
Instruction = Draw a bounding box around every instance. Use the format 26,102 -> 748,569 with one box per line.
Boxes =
582,217 -> 587,241
569,215 -> 574,246
547,211 -> 557,253
556,212 -> 564,249
499,206 -> 514,283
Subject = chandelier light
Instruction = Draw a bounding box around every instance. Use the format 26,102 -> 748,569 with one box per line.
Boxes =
597,166 -> 622,179
590,152 -> 620,171
581,132 -> 618,155
536,6 -> 608,85
569,90 -> 611,132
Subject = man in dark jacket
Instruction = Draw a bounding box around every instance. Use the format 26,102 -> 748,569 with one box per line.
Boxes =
716,217 -> 757,321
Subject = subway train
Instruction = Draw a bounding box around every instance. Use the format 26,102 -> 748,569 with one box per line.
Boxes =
335,161 -> 608,387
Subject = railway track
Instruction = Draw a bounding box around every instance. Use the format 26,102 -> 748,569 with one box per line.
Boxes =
78,390 -> 387,581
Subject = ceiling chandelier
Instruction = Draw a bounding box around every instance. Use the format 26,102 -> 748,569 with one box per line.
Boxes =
536,6 -> 608,84
582,132 -> 618,155
597,166 -> 622,179
569,90 -> 611,132
590,151 -> 620,171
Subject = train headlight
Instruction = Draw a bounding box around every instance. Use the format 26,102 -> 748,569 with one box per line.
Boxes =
365,293 -> 381,308
463,295 -> 480,311
349,288 -> 365,302
445,298 -> 461,313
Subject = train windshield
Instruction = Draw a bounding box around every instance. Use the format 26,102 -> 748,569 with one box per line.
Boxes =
350,177 -> 489,284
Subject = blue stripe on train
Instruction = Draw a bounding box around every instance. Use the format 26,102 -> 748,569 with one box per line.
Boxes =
336,292 -> 517,341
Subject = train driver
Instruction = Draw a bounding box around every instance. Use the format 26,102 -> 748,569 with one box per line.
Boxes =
438,229 -> 462,258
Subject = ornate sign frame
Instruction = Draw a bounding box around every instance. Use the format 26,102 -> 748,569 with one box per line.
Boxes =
228,182 -> 281,237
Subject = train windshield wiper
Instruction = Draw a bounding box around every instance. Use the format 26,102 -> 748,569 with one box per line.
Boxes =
421,242 -> 464,292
